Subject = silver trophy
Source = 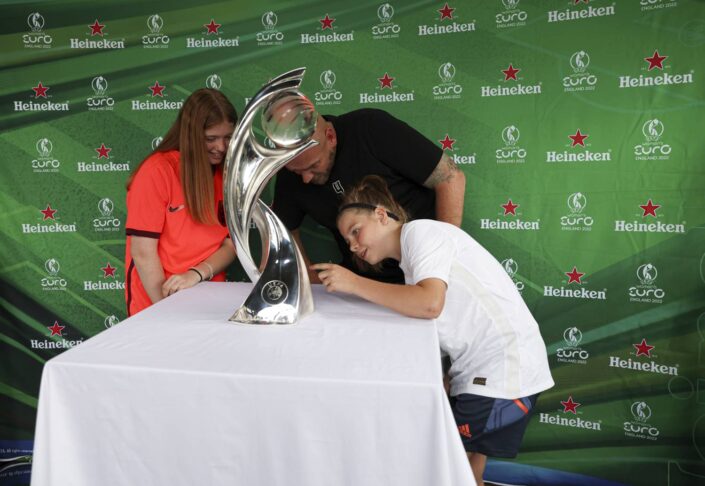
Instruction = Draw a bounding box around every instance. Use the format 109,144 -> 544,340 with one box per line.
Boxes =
223,68 -> 318,324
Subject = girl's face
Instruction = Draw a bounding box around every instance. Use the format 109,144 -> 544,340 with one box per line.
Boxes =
337,209 -> 391,265
204,121 -> 234,165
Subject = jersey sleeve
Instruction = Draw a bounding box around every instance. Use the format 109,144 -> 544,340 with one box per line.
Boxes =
402,222 -> 455,285
364,109 -> 443,185
272,170 -> 306,230
125,158 -> 169,238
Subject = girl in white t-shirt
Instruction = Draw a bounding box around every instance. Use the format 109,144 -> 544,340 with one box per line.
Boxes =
312,176 -> 554,486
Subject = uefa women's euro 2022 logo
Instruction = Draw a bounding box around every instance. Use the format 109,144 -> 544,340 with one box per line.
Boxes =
261,280 -> 288,305
24,12 -> 53,48
142,14 -> 169,48
257,11 -> 284,45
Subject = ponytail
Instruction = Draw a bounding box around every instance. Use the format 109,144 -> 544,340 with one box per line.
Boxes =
337,175 -> 408,224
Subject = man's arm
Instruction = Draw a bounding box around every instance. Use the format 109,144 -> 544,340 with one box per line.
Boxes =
292,229 -> 322,284
423,153 -> 466,226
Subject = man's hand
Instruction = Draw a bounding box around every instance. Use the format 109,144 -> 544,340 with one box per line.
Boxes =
310,263 -> 359,294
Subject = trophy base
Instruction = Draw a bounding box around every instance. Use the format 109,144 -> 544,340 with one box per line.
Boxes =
229,303 -> 312,325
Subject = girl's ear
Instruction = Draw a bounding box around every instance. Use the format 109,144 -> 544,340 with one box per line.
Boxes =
375,207 -> 389,225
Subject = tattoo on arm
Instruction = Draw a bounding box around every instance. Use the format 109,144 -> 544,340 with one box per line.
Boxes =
423,153 -> 460,188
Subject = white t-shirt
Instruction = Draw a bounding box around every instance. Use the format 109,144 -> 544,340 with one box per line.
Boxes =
399,220 -> 554,399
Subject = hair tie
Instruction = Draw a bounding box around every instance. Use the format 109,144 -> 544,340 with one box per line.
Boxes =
338,203 -> 399,221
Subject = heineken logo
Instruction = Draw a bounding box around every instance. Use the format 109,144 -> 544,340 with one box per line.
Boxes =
417,3 -> 476,36
608,339 -> 678,376
539,396 -> 601,431
70,19 -> 125,49
543,266 -> 607,300
619,50 -> 694,89
547,3 -> 616,23
480,198 -> 540,231
614,200 -> 685,234
187,18 -> 240,48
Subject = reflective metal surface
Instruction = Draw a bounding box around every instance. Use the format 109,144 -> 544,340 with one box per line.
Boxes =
223,68 -> 317,324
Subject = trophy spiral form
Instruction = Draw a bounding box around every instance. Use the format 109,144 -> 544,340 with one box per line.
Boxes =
223,68 -> 318,324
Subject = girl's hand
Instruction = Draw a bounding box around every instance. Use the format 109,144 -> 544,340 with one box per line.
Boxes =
162,270 -> 201,297
310,263 -> 359,295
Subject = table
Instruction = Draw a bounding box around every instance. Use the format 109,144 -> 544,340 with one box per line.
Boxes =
31,283 -> 474,486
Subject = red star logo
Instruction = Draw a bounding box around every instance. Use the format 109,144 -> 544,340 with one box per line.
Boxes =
439,135 -> 456,151
640,199 -> 660,217
32,82 -> 49,98
561,396 -> 581,414
48,321 -> 65,337
502,64 -> 520,81
565,266 -> 585,284
204,19 -> 221,34
101,262 -> 117,278
438,2 -> 455,20
644,50 -> 667,71
569,129 -> 588,147
501,199 -> 519,216
40,204 -> 57,220
89,19 -> 105,36
149,81 -> 166,97
378,73 -> 395,89
574,0 -> 589,4
95,143 -> 111,159
634,338 -> 655,357
320,14 -> 335,30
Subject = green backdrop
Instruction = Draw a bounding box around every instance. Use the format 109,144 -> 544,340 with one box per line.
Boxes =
1,1 -> 705,484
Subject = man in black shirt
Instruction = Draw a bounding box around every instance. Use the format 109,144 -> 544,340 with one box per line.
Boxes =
273,108 -> 466,283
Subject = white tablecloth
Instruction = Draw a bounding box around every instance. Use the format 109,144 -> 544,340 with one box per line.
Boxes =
31,283 -> 474,486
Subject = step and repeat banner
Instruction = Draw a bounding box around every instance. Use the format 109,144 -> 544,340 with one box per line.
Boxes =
1,1 -> 705,484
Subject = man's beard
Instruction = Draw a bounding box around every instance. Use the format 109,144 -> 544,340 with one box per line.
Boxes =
312,146 -> 337,185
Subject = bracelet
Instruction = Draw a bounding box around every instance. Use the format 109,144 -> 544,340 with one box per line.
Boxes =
202,261 -> 214,280
188,267 -> 203,282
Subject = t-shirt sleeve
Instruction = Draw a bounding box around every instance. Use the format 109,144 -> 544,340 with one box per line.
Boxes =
402,222 -> 454,285
364,109 -> 443,185
125,159 -> 169,237
272,170 -> 306,230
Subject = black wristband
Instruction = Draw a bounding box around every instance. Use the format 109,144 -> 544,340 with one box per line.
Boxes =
188,267 -> 203,282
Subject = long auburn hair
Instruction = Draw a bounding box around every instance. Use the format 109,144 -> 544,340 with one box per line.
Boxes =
127,88 -> 238,225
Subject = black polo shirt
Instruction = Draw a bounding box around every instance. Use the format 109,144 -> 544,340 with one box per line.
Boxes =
273,108 -> 441,282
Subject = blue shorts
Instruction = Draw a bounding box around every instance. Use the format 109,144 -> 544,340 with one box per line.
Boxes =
450,393 -> 539,458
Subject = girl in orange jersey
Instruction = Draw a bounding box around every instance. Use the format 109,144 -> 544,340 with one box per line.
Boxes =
124,89 -> 237,316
